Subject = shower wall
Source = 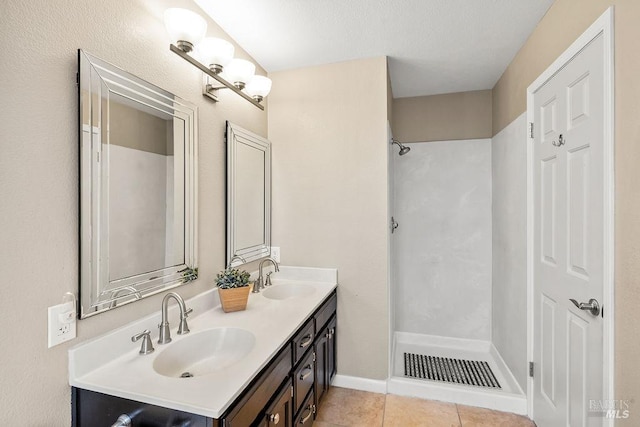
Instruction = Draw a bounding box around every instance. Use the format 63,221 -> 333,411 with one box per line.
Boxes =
393,139 -> 492,340
491,113 -> 528,389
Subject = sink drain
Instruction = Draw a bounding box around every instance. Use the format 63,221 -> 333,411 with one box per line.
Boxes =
180,372 -> 194,378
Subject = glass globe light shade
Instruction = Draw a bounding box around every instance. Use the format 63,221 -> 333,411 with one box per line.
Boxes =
224,59 -> 256,89
245,76 -> 272,102
197,37 -> 235,74
164,8 -> 207,53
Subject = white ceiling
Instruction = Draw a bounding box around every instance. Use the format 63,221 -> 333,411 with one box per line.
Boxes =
194,0 -> 554,98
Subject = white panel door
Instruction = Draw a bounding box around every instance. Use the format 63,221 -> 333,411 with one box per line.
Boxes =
532,33 -> 606,426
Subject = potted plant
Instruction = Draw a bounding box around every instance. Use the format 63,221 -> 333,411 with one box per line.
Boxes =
215,267 -> 251,312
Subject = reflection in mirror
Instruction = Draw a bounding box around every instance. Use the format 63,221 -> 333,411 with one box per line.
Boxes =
78,50 -> 198,318
226,122 -> 271,266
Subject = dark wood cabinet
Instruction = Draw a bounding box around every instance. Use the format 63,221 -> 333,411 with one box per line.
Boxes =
293,348 -> 315,412
293,390 -> 316,426
72,388 -> 210,427
326,316 -> 337,386
292,318 -> 315,366
261,379 -> 293,427
224,345 -> 292,427
73,290 -> 337,427
314,314 -> 336,407
313,292 -> 337,413
314,328 -> 328,405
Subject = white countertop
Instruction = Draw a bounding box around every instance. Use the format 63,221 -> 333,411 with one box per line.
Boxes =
68,266 -> 338,418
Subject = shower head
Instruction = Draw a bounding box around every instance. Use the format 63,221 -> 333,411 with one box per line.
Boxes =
391,138 -> 411,156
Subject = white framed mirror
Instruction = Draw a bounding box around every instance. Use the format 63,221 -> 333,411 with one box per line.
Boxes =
78,50 -> 198,318
226,122 -> 271,266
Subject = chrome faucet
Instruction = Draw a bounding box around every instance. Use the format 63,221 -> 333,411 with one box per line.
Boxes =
227,254 -> 246,268
253,257 -> 280,293
158,292 -> 192,344
109,286 -> 142,309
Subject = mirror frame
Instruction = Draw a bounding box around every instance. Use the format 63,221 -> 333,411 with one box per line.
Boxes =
78,50 -> 198,318
226,121 -> 271,266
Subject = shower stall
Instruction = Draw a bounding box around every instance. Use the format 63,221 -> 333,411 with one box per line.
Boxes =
387,136 -> 526,413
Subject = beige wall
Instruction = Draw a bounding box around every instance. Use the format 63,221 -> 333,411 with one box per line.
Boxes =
492,0 -> 640,422
392,90 -> 492,143
268,57 -> 390,380
0,0 -> 267,424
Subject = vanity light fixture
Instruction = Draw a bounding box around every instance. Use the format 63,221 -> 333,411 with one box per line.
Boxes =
245,75 -> 273,102
224,59 -> 256,90
164,8 -> 207,53
197,37 -> 234,74
165,8 -> 268,110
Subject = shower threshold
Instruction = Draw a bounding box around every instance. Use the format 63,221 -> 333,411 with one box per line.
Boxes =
388,332 -> 527,415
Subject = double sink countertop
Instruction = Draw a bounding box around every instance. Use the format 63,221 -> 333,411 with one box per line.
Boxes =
68,266 -> 338,418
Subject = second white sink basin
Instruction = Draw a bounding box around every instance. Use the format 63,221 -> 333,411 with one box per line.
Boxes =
262,283 -> 315,300
153,327 -> 255,378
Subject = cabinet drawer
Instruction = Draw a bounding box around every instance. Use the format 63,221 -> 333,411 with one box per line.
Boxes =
294,349 -> 315,413
314,292 -> 337,333
225,345 -> 292,426
294,389 -> 316,426
292,318 -> 315,366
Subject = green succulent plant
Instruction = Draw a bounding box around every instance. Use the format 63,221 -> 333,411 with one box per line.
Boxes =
215,267 -> 251,289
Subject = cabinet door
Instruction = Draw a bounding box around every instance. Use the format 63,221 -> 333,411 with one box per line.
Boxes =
225,346 -> 292,426
262,379 -> 293,427
327,316 -> 337,385
314,330 -> 329,405
72,388 -> 210,427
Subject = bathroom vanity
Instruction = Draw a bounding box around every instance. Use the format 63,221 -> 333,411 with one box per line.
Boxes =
69,267 -> 337,426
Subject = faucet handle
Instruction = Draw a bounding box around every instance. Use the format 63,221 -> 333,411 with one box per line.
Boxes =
265,272 -> 273,287
131,330 -> 154,355
252,276 -> 263,293
177,307 -> 192,335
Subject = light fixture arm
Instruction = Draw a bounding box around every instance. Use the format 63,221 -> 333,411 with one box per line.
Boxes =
170,44 -> 265,111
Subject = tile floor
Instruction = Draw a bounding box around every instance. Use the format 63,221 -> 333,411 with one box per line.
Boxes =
315,387 -> 535,427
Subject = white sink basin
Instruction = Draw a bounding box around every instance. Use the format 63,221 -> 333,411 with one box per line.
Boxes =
262,283 -> 315,300
153,328 -> 255,378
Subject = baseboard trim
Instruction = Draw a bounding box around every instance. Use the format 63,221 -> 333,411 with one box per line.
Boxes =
331,374 -> 388,394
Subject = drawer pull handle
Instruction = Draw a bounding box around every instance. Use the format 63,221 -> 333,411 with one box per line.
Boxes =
268,413 -> 280,424
299,364 -> 313,380
299,404 -> 315,424
299,334 -> 313,348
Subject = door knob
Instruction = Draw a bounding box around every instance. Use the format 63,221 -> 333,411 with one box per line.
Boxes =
569,298 -> 600,316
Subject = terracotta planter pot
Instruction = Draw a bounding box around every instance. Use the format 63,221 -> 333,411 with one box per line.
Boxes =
218,285 -> 251,313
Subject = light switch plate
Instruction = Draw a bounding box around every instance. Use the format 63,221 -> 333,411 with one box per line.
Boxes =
48,301 -> 76,348
270,246 -> 281,263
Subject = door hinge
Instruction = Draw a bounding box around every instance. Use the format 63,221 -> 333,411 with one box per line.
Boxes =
312,352 -> 317,363
290,385 -> 294,398
529,361 -> 534,378
528,122 -> 534,139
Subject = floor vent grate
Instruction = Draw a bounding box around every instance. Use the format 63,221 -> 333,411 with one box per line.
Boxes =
403,353 -> 501,389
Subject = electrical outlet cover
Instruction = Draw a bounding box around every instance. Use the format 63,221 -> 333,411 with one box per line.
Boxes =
48,301 -> 76,348
270,246 -> 281,263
